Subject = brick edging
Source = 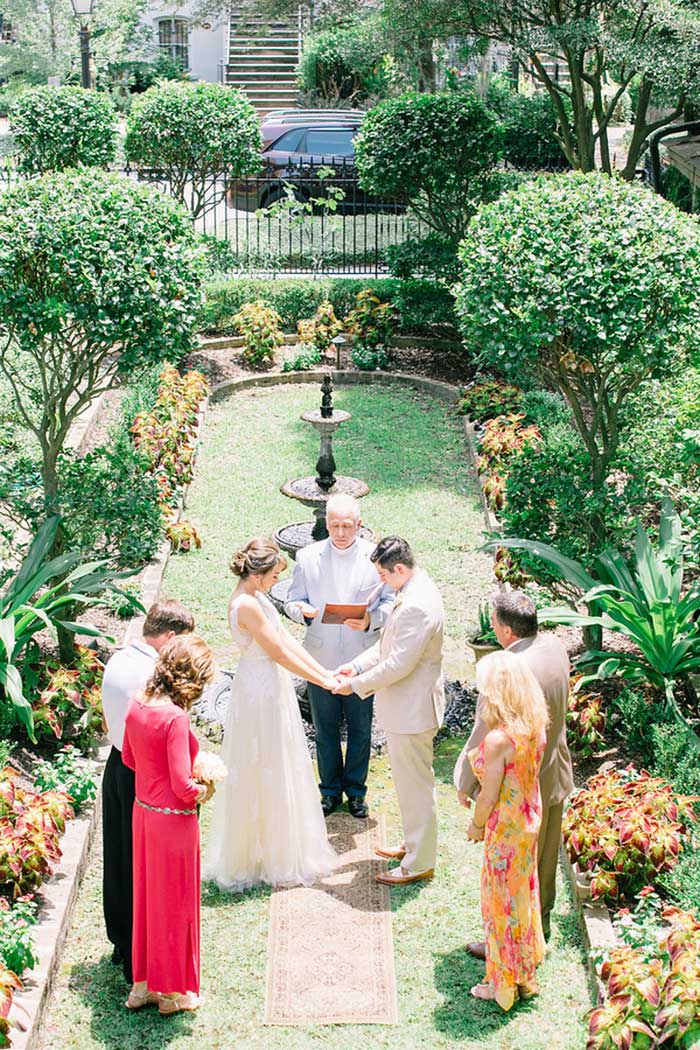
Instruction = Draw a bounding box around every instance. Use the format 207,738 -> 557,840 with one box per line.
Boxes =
9,745 -> 111,1050
559,845 -> 616,1003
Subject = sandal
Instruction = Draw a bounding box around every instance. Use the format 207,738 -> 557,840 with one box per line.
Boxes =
158,993 -> 202,1015
470,983 -> 496,1001
517,983 -> 539,1000
125,988 -> 159,1010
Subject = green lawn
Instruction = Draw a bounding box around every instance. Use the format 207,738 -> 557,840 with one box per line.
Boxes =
162,381 -> 492,679
38,739 -> 592,1050
37,380 -> 592,1048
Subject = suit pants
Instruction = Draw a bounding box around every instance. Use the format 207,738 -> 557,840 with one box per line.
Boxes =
386,728 -> 438,873
537,800 -> 564,937
102,745 -> 135,983
308,684 -> 373,799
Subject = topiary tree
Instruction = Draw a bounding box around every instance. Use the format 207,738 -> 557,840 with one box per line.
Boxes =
0,169 -> 203,509
124,81 -> 262,219
354,91 -> 505,242
9,85 -> 118,174
456,171 -> 700,549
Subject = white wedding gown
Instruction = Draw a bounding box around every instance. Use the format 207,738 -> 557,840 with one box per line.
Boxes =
203,591 -> 337,891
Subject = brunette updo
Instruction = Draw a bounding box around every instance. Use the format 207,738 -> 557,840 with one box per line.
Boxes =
230,537 -> 287,579
144,634 -> 216,711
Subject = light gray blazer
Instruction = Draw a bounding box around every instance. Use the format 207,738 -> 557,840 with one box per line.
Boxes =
351,568 -> 445,735
452,632 -> 574,806
284,537 -> 394,671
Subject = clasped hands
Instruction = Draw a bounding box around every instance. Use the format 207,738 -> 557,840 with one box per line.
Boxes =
320,662 -> 356,695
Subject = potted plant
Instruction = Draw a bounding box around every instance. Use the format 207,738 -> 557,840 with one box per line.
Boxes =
466,602 -> 500,663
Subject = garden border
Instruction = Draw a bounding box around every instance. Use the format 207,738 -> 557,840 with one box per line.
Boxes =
559,846 -> 616,1002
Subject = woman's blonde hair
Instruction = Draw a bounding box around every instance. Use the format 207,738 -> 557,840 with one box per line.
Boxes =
476,650 -> 549,738
230,537 -> 287,579
145,634 -> 216,711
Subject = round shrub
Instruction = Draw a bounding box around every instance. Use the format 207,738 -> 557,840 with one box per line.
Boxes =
125,82 -> 261,217
354,91 -> 504,241
9,86 -> 118,174
299,20 -> 392,103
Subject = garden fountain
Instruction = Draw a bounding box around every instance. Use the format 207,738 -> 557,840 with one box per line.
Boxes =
273,373 -> 374,560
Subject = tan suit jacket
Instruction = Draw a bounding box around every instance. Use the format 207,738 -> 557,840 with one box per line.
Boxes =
453,632 -> 574,805
352,568 -> 445,735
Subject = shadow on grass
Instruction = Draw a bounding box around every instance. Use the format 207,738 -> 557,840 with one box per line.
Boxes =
67,955 -> 195,1049
432,947 -> 536,1041
201,880 -> 273,908
434,736 -> 468,787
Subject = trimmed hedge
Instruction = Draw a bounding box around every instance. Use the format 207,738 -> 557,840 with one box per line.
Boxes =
199,277 -> 458,337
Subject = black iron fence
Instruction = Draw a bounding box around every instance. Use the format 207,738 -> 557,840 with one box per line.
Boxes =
0,155 -> 425,275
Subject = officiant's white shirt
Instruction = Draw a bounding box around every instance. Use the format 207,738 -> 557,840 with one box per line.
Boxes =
101,639 -> 158,750
284,537 -> 394,671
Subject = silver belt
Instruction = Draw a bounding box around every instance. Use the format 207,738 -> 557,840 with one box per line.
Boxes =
135,797 -> 196,816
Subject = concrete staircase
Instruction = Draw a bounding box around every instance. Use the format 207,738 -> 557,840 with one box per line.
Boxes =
223,8 -> 300,114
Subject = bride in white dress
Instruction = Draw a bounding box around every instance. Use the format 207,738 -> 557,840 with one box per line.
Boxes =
204,537 -> 338,891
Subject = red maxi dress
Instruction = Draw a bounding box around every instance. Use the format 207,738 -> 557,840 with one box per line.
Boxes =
122,697 -> 201,995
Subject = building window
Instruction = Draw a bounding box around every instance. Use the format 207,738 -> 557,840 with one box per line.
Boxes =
158,18 -> 189,70
0,16 -> 15,43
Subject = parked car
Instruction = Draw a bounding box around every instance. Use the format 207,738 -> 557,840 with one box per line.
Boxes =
226,110 -> 400,214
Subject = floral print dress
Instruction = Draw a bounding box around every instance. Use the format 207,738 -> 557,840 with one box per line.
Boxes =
469,728 -> 546,1010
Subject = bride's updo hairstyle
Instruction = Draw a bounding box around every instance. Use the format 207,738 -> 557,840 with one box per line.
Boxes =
230,537 -> 287,579
145,634 -> 216,711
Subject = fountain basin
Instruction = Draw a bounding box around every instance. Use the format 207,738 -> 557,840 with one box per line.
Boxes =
280,475 -> 370,507
273,520 -> 377,561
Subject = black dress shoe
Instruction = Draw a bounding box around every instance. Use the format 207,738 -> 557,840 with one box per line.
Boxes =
348,797 -> 369,819
321,795 -> 341,817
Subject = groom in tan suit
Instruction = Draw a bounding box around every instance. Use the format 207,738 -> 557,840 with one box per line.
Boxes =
333,537 -> 445,886
453,591 -> 573,943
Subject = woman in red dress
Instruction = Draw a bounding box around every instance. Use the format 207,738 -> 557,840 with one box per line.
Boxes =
122,633 -> 216,1014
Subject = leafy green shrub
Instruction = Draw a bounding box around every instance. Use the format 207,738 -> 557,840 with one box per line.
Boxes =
0,898 -> 37,975
9,86 -> 118,174
346,290 -> 394,370
457,379 -> 523,421
0,169 -> 204,514
661,163 -> 700,214
125,82 -> 261,219
486,77 -> 570,170
519,388 -> 571,429
355,91 -> 504,241
56,445 -> 163,569
610,687 -> 670,764
651,723 -> 700,797
659,844 -> 700,912
99,580 -> 143,619
457,171 -> 700,551
282,345 -> 322,372
297,300 -> 343,354
231,301 -> 284,364
33,745 -> 98,812
384,233 -> 461,283
200,276 -> 458,337
299,19 -> 393,103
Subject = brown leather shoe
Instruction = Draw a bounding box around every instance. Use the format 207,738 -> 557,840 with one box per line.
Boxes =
375,845 -> 406,860
466,941 -> 486,960
375,867 -> 434,886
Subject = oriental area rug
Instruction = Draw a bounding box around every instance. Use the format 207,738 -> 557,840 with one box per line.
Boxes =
264,812 -> 398,1025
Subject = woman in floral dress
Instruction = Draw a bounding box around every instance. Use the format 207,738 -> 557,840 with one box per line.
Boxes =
466,650 -> 549,1010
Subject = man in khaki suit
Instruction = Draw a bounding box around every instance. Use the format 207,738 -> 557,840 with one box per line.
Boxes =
453,591 -> 573,945
333,536 -> 445,886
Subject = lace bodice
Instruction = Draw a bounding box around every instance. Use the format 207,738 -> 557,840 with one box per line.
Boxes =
228,591 -> 280,660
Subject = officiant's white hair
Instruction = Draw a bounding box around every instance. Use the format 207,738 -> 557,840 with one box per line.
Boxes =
326,494 -> 361,522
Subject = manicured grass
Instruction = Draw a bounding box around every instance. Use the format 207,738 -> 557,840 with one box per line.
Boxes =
162,381 -> 492,679
38,737 -> 592,1049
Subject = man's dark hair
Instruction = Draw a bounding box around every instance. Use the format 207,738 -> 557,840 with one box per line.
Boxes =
492,591 -> 537,639
143,598 -> 194,638
371,536 -> 415,571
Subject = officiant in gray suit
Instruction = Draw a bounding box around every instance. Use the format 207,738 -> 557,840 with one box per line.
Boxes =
285,494 -> 394,818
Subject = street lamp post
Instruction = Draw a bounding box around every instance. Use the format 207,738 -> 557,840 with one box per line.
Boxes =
70,0 -> 95,88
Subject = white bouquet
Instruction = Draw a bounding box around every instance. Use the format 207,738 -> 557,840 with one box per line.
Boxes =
193,751 -> 228,785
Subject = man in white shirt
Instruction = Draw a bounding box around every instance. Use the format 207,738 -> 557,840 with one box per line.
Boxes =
101,598 -> 194,983
284,494 -> 394,818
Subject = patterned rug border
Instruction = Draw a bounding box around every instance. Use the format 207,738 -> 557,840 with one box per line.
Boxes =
264,812 -> 398,1026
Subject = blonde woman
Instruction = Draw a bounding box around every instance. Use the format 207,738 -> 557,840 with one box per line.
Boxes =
204,538 -> 337,891
465,650 -> 549,1010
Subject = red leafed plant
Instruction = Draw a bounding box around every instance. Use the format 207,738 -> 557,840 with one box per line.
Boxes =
563,767 -> 696,901
567,675 -> 607,760
587,906 -> 700,1050
31,645 -> 103,751
130,364 -> 209,522
165,519 -> 202,553
477,413 -> 541,474
0,963 -> 22,1049
0,767 -> 73,899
